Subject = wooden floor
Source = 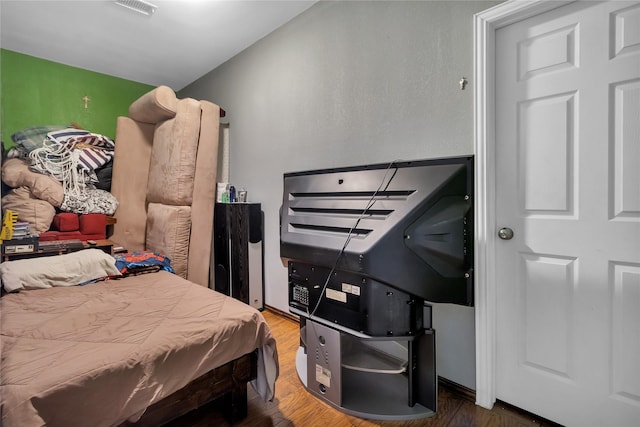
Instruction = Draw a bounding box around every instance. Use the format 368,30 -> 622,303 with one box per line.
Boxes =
169,309 -> 560,427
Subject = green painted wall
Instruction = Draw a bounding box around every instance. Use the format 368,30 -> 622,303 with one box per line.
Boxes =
1,49 -> 154,150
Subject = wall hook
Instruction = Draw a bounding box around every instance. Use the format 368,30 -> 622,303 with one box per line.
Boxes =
459,77 -> 468,90
82,95 -> 91,109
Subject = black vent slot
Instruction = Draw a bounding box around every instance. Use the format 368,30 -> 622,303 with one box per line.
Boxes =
290,223 -> 373,235
290,190 -> 415,198
290,207 -> 393,216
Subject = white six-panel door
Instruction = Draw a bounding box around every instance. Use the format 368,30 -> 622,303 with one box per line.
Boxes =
493,1 -> 640,425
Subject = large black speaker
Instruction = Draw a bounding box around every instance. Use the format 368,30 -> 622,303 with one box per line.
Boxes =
212,202 -> 264,310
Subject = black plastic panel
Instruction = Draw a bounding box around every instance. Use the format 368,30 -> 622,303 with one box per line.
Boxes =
281,156 -> 474,309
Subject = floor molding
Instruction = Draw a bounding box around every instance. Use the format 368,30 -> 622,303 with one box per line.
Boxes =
438,376 -> 476,403
264,304 -> 299,323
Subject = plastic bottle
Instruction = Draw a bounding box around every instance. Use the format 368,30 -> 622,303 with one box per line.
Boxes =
238,188 -> 247,202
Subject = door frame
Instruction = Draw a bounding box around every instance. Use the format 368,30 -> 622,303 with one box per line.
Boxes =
472,0 -> 574,409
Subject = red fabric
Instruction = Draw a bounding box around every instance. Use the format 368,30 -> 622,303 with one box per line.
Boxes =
53,213 -> 79,232
77,233 -> 105,241
79,214 -> 106,237
38,232 -> 59,242
40,213 -> 106,241
39,231 -> 83,241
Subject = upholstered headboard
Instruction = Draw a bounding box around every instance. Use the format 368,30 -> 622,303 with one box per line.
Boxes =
110,86 -> 220,287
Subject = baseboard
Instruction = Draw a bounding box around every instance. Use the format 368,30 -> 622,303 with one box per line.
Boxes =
438,376 -> 476,403
264,304 -> 299,323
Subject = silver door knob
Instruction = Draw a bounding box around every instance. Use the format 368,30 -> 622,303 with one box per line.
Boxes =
498,227 -> 514,240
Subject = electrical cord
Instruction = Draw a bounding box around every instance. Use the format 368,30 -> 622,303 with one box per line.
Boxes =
306,159 -> 401,319
300,159 -> 403,393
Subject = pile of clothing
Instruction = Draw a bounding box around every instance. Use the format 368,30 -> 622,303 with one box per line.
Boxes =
114,251 -> 175,277
2,126 -> 118,233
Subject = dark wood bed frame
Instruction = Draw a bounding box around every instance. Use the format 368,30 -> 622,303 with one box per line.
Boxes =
121,350 -> 258,426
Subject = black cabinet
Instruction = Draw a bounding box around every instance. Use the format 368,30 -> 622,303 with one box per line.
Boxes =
212,203 -> 264,310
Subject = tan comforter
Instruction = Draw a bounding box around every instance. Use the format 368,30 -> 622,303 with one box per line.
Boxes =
0,271 -> 278,427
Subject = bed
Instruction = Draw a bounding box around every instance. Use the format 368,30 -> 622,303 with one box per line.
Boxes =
0,250 -> 278,426
0,85 -> 278,426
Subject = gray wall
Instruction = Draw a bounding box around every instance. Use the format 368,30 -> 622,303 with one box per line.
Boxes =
180,0 -> 498,390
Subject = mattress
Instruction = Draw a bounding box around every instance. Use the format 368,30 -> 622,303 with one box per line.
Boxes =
0,271 -> 278,427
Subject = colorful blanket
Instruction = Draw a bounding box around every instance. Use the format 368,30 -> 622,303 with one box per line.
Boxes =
114,251 -> 175,276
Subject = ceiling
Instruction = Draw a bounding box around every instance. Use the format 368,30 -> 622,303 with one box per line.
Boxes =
0,0 -> 316,90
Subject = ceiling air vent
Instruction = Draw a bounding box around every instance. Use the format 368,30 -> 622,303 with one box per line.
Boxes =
115,0 -> 157,16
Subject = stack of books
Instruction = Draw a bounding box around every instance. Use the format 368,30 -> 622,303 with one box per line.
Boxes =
12,221 -> 32,239
2,222 -> 39,255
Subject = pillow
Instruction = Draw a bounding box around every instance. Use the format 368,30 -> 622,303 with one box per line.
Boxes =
1,187 -> 56,232
146,98 -> 200,205
2,158 -> 64,207
128,85 -> 177,124
53,212 -> 80,232
0,249 -> 121,293
145,203 -> 191,279
79,213 -> 106,235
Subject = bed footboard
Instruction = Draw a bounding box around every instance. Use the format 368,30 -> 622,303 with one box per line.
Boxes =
121,350 -> 258,426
